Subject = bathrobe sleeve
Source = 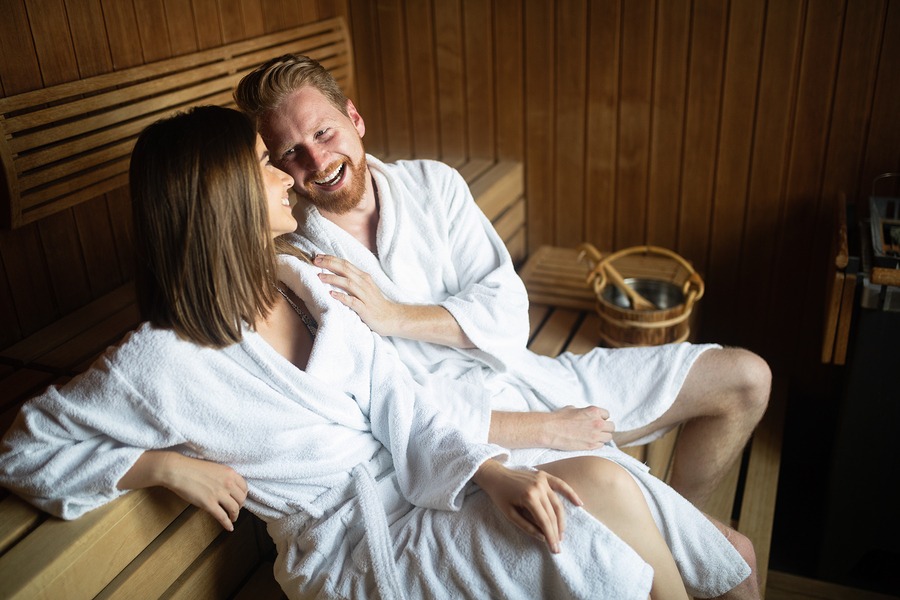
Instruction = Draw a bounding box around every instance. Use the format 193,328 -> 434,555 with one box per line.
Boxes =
424,163 -> 531,355
286,253 -> 509,512
0,331 -> 185,519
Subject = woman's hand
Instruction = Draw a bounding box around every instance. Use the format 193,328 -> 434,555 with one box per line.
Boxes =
472,460 -> 582,554
118,451 -> 248,531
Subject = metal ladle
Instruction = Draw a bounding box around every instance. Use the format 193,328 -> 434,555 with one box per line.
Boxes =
602,262 -> 657,310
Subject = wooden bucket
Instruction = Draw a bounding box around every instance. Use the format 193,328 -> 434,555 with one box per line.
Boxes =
577,244 -> 704,347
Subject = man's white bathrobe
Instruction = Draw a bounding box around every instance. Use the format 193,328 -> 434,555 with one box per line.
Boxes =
0,257 -> 748,598
289,156 -> 718,444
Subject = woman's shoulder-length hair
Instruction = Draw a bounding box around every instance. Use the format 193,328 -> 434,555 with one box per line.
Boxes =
129,105 -> 276,348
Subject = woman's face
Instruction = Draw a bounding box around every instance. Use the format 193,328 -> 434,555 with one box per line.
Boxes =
256,134 -> 297,238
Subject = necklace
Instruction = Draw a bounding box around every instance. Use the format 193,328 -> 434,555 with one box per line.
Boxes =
274,284 -> 318,337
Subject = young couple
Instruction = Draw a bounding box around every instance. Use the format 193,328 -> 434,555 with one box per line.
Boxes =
0,53 -> 770,600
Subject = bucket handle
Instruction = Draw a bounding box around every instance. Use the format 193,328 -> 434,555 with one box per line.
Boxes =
577,243 -> 705,305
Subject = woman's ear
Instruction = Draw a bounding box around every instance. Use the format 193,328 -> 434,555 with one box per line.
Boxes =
346,99 -> 366,138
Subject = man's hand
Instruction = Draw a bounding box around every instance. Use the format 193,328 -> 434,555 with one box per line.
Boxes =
473,459 -> 582,554
489,406 -> 615,450
118,451 -> 248,531
313,254 -> 475,348
540,406 -> 615,450
313,254 -> 402,337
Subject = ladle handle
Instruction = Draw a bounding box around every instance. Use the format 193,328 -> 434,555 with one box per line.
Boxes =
602,262 -> 657,310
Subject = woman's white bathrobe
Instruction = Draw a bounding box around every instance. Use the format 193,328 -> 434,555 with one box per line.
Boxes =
289,156 -> 718,444
0,257 -> 748,598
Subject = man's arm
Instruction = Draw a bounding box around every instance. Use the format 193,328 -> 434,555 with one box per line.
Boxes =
489,406 -> 615,451
314,254 -> 476,348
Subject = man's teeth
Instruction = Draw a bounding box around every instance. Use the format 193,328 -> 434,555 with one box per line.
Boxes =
314,164 -> 343,185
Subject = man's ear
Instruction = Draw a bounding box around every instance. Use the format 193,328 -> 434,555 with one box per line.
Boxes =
346,99 -> 366,138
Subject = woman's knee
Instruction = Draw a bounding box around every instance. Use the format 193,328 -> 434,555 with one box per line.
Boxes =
579,457 -> 644,501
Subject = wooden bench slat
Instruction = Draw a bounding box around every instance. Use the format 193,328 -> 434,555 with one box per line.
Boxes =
165,515 -> 261,600
0,494 -> 44,555
493,197 -> 525,243
31,304 -> 141,373
96,506 -> 223,600
470,160 -> 524,222
0,488 -> 187,600
737,379 -> 786,594
527,308 -> 582,357
0,283 -> 135,365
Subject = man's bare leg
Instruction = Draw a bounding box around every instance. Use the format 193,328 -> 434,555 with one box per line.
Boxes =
706,515 -> 760,600
613,347 -> 771,509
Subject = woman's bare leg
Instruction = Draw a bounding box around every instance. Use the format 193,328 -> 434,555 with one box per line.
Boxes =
539,456 -> 689,600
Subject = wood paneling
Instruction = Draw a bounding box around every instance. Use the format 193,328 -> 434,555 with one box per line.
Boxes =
0,0 -> 350,348
352,0 -> 900,371
1,0 -> 898,375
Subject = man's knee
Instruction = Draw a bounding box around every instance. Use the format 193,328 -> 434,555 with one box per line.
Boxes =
728,348 -> 771,416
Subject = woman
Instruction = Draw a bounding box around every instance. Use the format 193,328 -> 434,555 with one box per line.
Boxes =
0,106 -> 746,599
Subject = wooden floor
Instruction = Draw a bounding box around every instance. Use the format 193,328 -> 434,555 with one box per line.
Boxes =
767,571 -> 900,600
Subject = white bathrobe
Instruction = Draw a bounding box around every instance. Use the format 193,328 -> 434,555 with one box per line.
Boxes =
0,257 -> 748,598
289,156 -> 718,443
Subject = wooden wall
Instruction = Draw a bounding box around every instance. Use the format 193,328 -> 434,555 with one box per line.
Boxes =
1,0 -> 899,379
349,0 -> 900,373
0,0 -> 349,349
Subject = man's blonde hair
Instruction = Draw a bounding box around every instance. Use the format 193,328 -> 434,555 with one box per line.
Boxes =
234,54 -> 349,119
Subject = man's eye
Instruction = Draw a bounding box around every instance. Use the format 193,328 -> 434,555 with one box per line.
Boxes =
315,129 -> 328,139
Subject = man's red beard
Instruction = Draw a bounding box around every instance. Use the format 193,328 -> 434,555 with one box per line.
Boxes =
299,154 -> 368,215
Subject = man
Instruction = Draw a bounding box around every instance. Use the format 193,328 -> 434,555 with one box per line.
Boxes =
233,54 -> 771,513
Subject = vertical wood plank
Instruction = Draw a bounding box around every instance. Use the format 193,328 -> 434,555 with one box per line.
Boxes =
349,0 -> 386,153
405,0 -> 440,157
106,188 -> 135,283
0,0 -> 42,95
493,0 -> 523,161
584,0 -> 620,252
65,0 -> 114,77
434,0 -> 467,159
102,0 -> 144,69
615,0 -> 654,249
192,0 -> 224,48
165,0 -> 199,54
0,228 -> 57,336
240,0 -> 267,37
376,0 -> 413,156
218,0 -> 246,42
769,0 -> 844,367
735,0 -> 804,356
35,212 -> 91,315
524,0 -> 555,252
677,0 -> 727,275
554,0 -> 587,243
25,0 -> 80,86
704,0 -> 765,343
74,197 -> 124,297
134,0 -> 173,62
463,0 -> 494,157
646,0 -> 689,251
860,0 -> 900,187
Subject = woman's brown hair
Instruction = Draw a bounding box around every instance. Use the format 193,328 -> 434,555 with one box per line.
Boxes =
129,105 -> 277,347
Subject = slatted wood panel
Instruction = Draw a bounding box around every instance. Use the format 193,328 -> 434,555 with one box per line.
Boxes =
0,0 -> 350,348
0,18 -> 353,228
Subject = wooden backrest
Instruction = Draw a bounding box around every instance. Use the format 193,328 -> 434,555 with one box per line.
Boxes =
0,17 -> 353,229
